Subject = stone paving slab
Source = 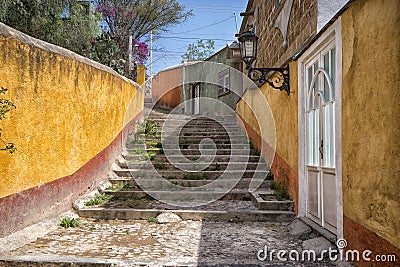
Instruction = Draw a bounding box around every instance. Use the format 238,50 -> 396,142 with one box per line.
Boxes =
0,216 -> 347,266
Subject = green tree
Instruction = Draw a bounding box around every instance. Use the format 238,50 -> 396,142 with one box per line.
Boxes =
0,0 -> 101,55
94,0 -> 192,76
181,39 -> 215,62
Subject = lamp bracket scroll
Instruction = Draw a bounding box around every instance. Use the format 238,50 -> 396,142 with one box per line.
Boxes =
247,65 -> 290,95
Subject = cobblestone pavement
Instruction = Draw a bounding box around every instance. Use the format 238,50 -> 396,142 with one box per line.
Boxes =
2,217 -> 345,266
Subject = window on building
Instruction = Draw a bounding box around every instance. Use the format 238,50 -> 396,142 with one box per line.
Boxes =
218,69 -> 230,96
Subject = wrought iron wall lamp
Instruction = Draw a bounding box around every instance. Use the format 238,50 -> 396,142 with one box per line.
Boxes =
237,30 -> 290,95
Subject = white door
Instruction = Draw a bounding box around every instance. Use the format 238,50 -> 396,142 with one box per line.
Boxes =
305,43 -> 337,233
193,84 -> 200,115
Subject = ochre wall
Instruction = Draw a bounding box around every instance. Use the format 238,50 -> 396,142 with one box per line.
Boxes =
0,23 -> 143,236
341,0 -> 400,250
236,61 -> 299,212
152,67 -> 181,110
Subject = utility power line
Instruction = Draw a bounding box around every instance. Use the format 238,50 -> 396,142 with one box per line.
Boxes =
169,15 -> 235,34
183,4 -> 244,9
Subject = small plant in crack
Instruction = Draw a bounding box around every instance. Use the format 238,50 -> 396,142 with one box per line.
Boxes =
265,171 -> 274,180
59,217 -> 80,228
147,217 -> 157,223
249,140 -> 260,156
153,162 -> 167,170
105,182 -> 124,191
269,181 -> 289,201
147,152 -> 156,161
84,194 -> 114,206
145,119 -> 159,136
134,147 -> 144,155
183,173 -> 208,180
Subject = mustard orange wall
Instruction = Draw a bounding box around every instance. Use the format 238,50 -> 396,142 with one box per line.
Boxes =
152,67 -> 181,110
341,0 -> 400,249
236,62 -> 299,211
0,23 -> 143,199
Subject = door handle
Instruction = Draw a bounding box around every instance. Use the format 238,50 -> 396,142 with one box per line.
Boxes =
319,139 -> 324,159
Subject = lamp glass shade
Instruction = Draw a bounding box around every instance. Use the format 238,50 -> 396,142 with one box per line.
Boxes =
238,30 -> 258,66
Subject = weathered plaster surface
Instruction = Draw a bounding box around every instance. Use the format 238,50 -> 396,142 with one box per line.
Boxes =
341,0 -> 400,248
0,23 -> 144,236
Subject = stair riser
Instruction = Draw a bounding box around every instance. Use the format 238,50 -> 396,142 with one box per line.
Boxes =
124,155 -> 262,163
77,209 -> 295,222
104,190 -> 252,201
120,162 -> 269,171
109,179 -> 273,189
127,144 -> 251,150
250,192 -> 295,211
113,170 -> 267,179
126,149 -> 256,156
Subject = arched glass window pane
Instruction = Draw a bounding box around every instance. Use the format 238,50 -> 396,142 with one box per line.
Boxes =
331,48 -> 336,99
313,62 -> 319,109
323,52 -> 330,102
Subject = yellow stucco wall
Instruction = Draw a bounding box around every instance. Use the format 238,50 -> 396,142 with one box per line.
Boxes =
236,61 -> 299,172
236,62 -> 299,211
0,25 -> 144,199
341,0 -> 400,247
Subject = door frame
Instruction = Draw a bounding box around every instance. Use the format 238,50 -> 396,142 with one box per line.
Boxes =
298,19 -> 343,239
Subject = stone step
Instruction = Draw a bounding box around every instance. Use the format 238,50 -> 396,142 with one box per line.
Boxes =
127,138 -> 249,147
76,207 -> 295,222
250,191 -> 295,211
112,168 -> 268,179
126,148 -> 257,156
147,119 -> 238,126
100,189 -> 293,212
123,154 -> 263,163
102,189 -> 254,201
127,143 -> 250,150
155,124 -> 241,130
119,161 -> 269,171
108,177 -> 273,190
120,158 -> 267,168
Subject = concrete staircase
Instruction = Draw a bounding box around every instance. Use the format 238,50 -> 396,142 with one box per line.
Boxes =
75,108 -> 295,222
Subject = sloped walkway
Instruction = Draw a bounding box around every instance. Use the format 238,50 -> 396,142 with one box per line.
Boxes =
0,107 -> 347,266
1,216 -> 342,266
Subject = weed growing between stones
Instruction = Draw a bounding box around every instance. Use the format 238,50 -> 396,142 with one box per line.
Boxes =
147,217 -> 157,223
270,181 -> 290,201
85,194 -> 114,206
59,217 -> 80,228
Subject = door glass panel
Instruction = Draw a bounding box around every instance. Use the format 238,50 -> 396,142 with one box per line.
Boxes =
307,66 -> 313,110
313,63 -> 319,109
323,52 -> 330,102
324,105 -> 331,166
307,112 -> 313,165
331,47 -> 336,99
314,109 -> 320,166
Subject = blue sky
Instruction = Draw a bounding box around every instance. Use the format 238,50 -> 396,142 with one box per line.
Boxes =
149,0 -> 248,75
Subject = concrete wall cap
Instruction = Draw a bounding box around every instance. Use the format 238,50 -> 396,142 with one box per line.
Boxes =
0,22 -> 140,88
